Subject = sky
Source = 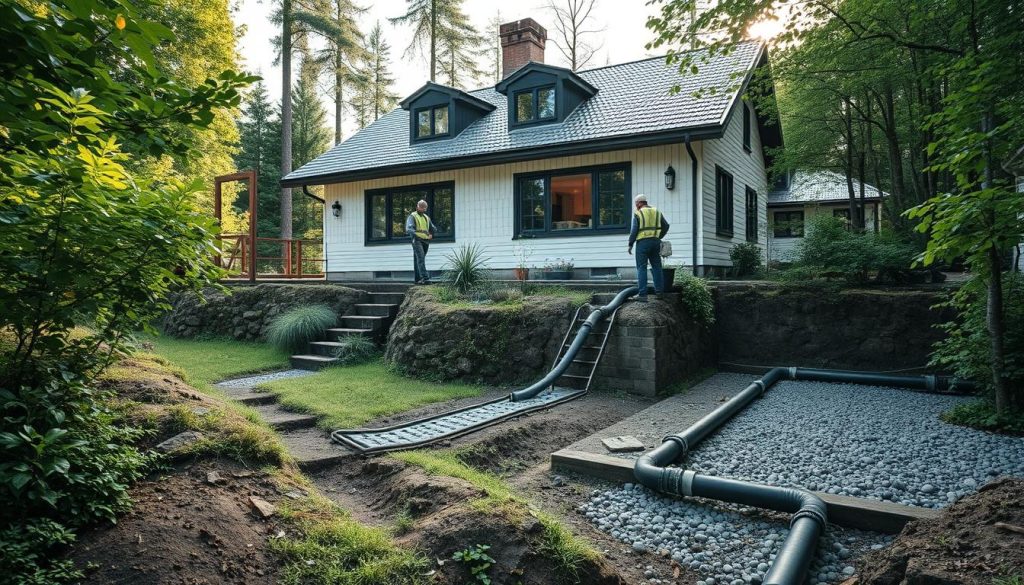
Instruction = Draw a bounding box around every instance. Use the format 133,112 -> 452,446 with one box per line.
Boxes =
235,0 -> 664,136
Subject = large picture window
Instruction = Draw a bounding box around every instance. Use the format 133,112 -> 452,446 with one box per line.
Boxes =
715,166 -> 735,237
366,182 -> 455,244
772,210 -> 804,238
514,163 -> 630,237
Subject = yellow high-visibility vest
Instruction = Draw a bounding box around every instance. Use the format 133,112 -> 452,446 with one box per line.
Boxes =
634,206 -> 662,240
413,212 -> 431,239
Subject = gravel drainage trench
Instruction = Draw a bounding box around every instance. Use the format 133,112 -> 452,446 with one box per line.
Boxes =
578,375 -> 1024,585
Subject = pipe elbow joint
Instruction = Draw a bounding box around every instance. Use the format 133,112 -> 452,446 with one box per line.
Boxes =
789,489 -> 828,529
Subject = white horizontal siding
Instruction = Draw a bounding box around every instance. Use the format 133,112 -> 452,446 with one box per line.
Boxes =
322,144 -> 698,274
767,201 -> 883,262
699,97 -> 769,267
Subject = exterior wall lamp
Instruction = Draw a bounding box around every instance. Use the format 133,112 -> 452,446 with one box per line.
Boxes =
331,200 -> 342,218
664,165 -> 676,190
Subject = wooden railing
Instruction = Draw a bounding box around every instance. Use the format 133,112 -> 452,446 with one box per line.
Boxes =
218,234 -> 325,280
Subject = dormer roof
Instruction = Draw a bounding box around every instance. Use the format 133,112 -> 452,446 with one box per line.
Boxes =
399,81 -> 496,113
494,62 -> 598,97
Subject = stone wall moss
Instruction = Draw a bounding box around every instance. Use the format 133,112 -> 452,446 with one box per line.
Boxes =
161,284 -> 365,341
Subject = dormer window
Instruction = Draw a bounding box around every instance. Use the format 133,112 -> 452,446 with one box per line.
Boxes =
399,81 -> 495,145
416,105 -> 449,139
514,86 -> 556,124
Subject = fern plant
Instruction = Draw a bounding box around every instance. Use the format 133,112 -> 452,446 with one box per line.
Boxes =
444,243 -> 491,294
266,305 -> 336,352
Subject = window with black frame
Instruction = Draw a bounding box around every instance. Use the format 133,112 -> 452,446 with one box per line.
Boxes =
515,164 -> 630,237
513,86 -> 556,125
414,105 -> 449,139
715,166 -> 735,236
745,187 -> 758,241
366,183 -> 454,244
772,210 -> 804,238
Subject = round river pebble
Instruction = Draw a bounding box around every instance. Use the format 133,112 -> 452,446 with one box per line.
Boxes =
685,381 -> 1024,508
583,484 -> 892,585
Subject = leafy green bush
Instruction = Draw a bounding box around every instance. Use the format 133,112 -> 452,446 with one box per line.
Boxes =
792,215 -> 918,283
729,242 -> 763,277
931,273 -> 1024,403
331,336 -> 379,366
452,544 -> 495,584
940,400 -> 1024,435
0,519 -> 82,584
267,305 -> 336,352
674,272 -> 715,326
444,244 -> 491,294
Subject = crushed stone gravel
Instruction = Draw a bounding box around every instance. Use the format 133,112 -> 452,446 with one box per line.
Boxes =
215,369 -> 313,389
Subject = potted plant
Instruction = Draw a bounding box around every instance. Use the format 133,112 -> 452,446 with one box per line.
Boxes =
513,244 -> 533,281
541,258 -> 574,280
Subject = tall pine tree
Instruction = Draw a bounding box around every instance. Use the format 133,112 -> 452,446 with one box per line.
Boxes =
352,22 -> 399,129
235,80 -> 282,238
390,0 -> 485,84
291,52 -> 332,238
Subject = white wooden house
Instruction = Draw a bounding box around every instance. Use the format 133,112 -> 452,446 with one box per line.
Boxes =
767,170 -> 887,263
282,19 -> 781,281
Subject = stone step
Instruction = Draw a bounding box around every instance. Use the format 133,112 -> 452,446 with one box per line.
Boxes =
279,427 -> 354,471
369,292 -> 406,305
290,354 -> 339,371
340,315 -> 386,330
235,393 -> 278,406
325,327 -> 375,341
352,303 -> 399,317
308,340 -> 349,357
253,404 -> 318,431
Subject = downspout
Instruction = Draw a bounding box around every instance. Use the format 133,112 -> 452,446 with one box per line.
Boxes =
302,184 -> 325,204
634,367 -> 975,585
510,286 -> 637,402
685,135 -> 699,275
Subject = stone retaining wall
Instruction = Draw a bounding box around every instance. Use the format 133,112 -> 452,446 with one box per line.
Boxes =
713,283 -> 954,371
161,283 -> 365,341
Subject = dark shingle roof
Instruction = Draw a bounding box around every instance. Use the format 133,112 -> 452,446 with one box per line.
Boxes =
283,42 -> 764,186
767,170 -> 888,206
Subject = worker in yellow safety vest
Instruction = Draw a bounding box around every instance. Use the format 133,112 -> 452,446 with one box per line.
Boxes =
406,200 -> 438,284
627,194 -> 670,302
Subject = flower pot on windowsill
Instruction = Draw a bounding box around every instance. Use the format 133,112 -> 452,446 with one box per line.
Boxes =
542,270 -> 572,281
514,267 -> 530,281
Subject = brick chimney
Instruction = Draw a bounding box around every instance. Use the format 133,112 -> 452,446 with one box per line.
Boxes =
499,18 -> 547,79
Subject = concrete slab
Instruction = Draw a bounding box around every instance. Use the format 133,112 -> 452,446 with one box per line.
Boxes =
564,372 -> 754,456
601,435 -> 645,453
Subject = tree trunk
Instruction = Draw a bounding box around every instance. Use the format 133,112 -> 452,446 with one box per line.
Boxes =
989,246 -> 1009,412
843,99 -> 857,228
429,0 -> 436,81
280,0 -> 293,240
334,65 -> 343,145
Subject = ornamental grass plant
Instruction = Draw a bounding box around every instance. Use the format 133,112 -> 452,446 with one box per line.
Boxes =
267,305 -> 337,352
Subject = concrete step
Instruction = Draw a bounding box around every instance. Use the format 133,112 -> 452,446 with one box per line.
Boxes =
308,340 -> 349,357
290,354 -> 339,371
253,404 -> 318,431
369,292 -> 406,305
340,315 -> 386,330
352,303 -> 399,317
325,327 -> 375,341
279,427 -> 354,471
235,393 -> 278,406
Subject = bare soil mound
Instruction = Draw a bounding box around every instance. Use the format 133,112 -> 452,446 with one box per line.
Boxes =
69,460 -> 284,585
859,477 -> 1024,584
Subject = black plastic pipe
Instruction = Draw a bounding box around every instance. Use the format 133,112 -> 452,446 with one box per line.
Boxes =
510,286 -> 638,402
634,367 -> 975,584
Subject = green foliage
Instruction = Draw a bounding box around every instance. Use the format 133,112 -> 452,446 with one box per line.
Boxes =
729,242 -> 763,277
792,216 -> 918,283
538,514 -> 598,584
443,244 -> 491,294
452,544 -> 495,585
331,336 -> 379,366
267,305 -> 337,352
673,272 -> 715,326
487,287 -> 525,304
351,22 -> 400,128
0,519 -> 83,584
931,274 -> 1024,397
940,401 -> 1024,436
140,334 -> 290,390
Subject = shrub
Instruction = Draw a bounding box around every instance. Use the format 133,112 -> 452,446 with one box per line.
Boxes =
331,336 -> 379,366
940,400 -> 1024,435
729,242 -> 763,277
793,215 -> 918,283
931,273 -> 1024,404
674,272 -> 715,326
267,305 -> 336,352
444,244 -> 491,294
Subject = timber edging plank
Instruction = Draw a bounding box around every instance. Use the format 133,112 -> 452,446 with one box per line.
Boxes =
551,449 -> 941,534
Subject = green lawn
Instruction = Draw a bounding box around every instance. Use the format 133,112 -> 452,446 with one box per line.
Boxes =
261,361 -> 485,429
142,334 -> 290,390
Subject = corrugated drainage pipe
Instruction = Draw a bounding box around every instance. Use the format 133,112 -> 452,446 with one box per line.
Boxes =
510,286 -> 638,402
634,367 -> 975,585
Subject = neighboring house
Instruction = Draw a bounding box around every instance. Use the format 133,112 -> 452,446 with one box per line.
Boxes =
282,18 -> 781,281
1004,145 -> 1024,271
766,170 -> 886,263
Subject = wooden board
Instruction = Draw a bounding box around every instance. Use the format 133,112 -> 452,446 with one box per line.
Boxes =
551,449 -> 941,534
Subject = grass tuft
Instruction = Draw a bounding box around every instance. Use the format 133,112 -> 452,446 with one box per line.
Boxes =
331,336 -> 379,366
267,305 -> 337,353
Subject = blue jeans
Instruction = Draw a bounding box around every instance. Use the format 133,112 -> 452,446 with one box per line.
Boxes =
634,238 -> 664,297
412,239 -> 430,282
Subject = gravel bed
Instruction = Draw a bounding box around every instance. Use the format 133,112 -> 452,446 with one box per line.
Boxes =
683,381 -> 1024,508
215,369 -> 313,389
583,484 -> 891,585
